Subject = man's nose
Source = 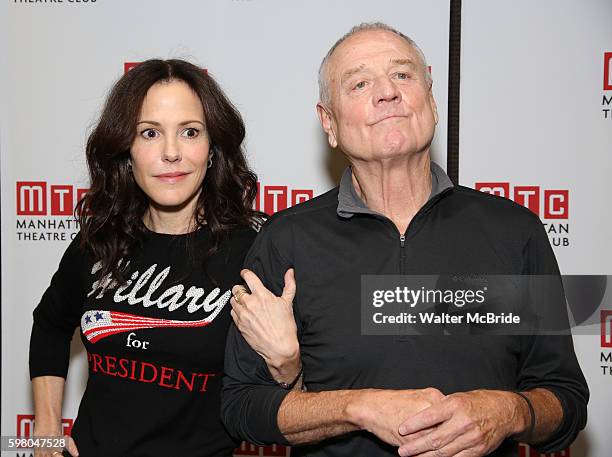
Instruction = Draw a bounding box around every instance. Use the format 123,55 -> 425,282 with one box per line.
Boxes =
373,76 -> 402,105
162,137 -> 181,162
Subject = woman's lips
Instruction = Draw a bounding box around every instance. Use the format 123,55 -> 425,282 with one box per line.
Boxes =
155,172 -> 189,184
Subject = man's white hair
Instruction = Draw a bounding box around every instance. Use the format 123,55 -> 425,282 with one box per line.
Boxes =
318,22 -> 432,106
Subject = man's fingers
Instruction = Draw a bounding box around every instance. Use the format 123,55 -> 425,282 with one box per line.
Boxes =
281,268 -> 297,304
397,427 -> 432,444
398,403 -> 450,436
240,269 -> 266,295
449,450 -> 479,457
399,432 -> 475,457
398,419 -> 464,457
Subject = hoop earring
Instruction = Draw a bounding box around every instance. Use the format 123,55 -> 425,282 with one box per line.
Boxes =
207,150 -> 214,169
127,160 -> 133,172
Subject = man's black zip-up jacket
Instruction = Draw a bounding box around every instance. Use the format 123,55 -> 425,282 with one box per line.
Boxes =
222,164 -> 588,457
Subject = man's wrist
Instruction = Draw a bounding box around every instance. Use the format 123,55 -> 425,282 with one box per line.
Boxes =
507,391 -> 533,439
344,389 -> 374,430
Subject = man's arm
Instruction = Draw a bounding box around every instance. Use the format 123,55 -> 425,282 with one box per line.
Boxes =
516,388 -> 564,443
221,217 -> 445,446
221,218 -> 298,445
515,221 -> 589,452
396,221 -> 588,456
278,388 -> 444,446
222,272 -> 445,447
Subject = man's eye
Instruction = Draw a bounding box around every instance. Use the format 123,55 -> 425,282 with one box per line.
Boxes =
181,128 -> 200,138
354,81 -> 367,90
141,129 -> 159,139
396,72 -> 409,80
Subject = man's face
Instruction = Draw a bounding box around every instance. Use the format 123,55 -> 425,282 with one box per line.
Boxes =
319,30 -> 438,161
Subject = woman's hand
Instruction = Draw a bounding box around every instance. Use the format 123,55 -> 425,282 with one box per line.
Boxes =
230,268 -> 301,384
32,376 -> 79,456
33,423 -> 79,457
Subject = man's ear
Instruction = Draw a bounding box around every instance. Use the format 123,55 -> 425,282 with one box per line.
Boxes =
428,87 -> 439,125
316,102 -> 338,148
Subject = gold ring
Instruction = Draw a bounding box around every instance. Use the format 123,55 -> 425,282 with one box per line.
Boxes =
234,288 -> 248,306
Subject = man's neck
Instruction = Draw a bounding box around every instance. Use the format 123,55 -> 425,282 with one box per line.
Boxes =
349,153 -> 432,235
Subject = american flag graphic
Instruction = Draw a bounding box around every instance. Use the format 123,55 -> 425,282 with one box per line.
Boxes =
81,310 -> 212,343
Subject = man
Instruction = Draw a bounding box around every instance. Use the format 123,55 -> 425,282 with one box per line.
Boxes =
222,22 -> 588,457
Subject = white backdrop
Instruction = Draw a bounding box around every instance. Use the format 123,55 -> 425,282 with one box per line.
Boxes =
460,1 -> 612,456
4,1 -> 610,456
1,1 -> 450,456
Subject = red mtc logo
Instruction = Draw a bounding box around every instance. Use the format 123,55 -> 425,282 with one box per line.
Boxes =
602,310 -> 612,349
256,183 -> 313,216
518,444 -> 570,457
604,52 -> 612,91
234,442 -> 289,456
124,62 -> 141,73
16,182 -> 88,216
124,62 -> 208,74
17,414 -> 73,437
475,183 -> 568,219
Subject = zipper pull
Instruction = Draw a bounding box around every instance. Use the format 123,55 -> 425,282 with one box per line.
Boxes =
399,234 -> 405,248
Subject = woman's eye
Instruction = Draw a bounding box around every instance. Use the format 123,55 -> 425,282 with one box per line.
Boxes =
141,129 -> 159,139
354,81 -> 367,90
396,72 -> 409,80
181,128 -> 200,138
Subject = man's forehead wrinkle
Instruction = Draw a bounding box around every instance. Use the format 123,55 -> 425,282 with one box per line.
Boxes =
324,29 -> 426,102
334,57 -> 418,86
340,64 -> 367,84
390,58 -> 418,68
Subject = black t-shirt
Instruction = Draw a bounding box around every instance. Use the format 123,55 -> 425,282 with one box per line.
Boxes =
30,226 -> 256,457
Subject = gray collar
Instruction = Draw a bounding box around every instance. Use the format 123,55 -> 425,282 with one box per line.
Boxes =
337,161 -> 453,218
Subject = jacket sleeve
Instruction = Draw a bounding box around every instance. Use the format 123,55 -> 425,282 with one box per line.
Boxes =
221,218 -> 300,445
29,235 -> 89,379
516,221 -> 589,453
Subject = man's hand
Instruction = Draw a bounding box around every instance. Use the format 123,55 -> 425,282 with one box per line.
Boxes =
230,268 -> 301,383
347,388 -> 445,447
397,390 -> 528,457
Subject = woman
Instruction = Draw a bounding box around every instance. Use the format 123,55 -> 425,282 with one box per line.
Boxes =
29,59 -> 300,457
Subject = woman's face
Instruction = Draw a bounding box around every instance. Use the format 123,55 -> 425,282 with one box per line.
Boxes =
130,79 -> 210,217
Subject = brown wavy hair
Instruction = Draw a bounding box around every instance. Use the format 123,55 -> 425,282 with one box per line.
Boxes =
76,59 -> 263,282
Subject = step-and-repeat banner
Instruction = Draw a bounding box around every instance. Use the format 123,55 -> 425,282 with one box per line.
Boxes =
2,1 -> 610,456
0,1 -> 449,456
460,1 -> 612,456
